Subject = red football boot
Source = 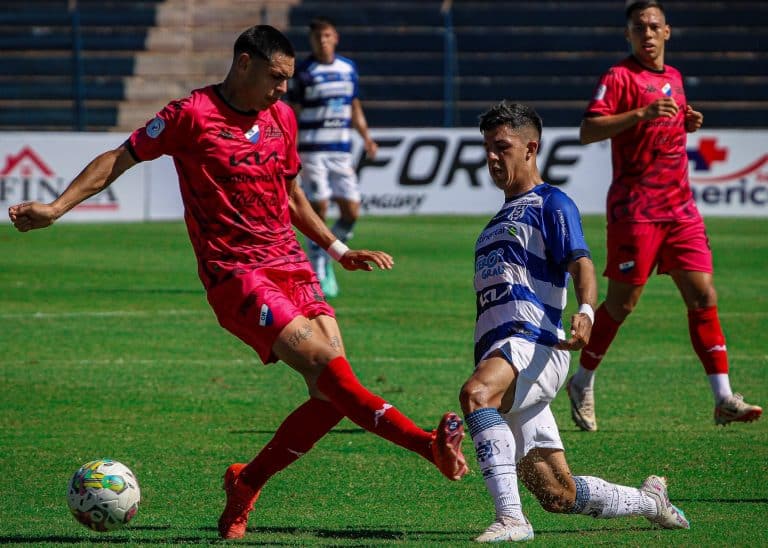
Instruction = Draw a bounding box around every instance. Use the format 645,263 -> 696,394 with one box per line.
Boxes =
217,463 -> 261,539
431,412 -> 469,481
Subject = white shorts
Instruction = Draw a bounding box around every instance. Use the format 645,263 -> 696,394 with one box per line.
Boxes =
300,152 -> 360,202
484,337 -> 569,463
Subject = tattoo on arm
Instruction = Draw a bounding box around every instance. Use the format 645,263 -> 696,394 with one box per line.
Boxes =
287,324 -> 313,349
329,336 -> 341,350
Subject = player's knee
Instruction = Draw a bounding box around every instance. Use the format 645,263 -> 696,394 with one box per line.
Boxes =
459,378 -> 498,414
282,342 -> 341,379
691,285 -> 718,309
605,299 -> 634,321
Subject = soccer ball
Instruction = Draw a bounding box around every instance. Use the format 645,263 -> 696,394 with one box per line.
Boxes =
66,459 -> 141,532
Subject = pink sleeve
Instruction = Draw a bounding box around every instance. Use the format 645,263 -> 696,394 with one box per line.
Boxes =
584,68 -> 624,118
128,97 -> 192,161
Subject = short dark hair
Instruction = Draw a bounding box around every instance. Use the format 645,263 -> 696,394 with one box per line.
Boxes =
309,16 -> 336,32
625,1 -> 665,20
233,25 -> 295,61
478,101 -> 543,141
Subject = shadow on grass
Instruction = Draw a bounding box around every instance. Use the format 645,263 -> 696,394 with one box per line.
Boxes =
532,524 -> 663,537
209,524 -> 671,542
0,533 -> 215,546
0,524 -> 469,545
674,497 -> 768,503
253,524 -> 463,539
3,521 -> 720,545
94,288 -> 203,295
202,524 -> 473,543
0,536 -> 297,546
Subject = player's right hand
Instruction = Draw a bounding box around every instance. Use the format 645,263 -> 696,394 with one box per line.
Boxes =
555,311 -> 593,351
8,201 -> 58,232
642,97 -> 679,120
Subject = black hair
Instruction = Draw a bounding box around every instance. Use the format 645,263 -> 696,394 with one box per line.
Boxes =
309,16 -> 336,32
478,101 -> 543,140
625,1 -> 665,20
233,25 -> 295,61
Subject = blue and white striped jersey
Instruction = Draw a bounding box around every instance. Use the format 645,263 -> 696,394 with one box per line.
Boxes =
288,55 -> 359,153
474,183 -> 591,365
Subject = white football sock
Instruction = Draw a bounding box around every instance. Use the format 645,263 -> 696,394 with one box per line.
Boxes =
572,365 -> 595,389
708,373 -> 733,404
466,408 -> 524,521
571,476 -> 657,519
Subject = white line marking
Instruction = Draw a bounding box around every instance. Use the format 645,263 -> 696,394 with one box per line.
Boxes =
0,309 -> 209,320
2,356 -> 474,367
3,354 -> 766,367
3,308 -> 765,321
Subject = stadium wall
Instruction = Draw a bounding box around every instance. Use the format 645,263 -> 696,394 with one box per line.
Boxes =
1,129 -> 766,221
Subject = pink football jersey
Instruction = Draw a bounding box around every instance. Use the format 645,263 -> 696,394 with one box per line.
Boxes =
585,57 -> 700,224
129,86 -> 305,289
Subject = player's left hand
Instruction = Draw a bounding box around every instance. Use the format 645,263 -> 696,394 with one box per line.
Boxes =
684,105 -> 704,132
363,138 -> 378,160
338,249 -> 394,271
555,312 -> 592,351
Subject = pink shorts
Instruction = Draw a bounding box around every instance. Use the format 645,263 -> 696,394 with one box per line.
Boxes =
604,219 -> 713,285
206,262 -> 335,364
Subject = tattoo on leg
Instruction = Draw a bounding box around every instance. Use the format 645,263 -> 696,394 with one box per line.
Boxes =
287,324 -> 313,349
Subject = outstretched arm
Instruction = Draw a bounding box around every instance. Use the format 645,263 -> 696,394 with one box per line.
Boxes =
287,178 -> 393,271
8,144 -> 138,231
555,256 -> 598,351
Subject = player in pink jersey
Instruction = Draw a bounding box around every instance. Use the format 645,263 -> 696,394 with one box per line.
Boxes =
566,1 -> 761,431
7,25 -> 467,540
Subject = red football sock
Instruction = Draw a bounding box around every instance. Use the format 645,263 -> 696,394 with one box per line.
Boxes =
239,398 -> 343,491
317,356 -> 433,461
688,305 -> 729,375
580,303 -> 623,370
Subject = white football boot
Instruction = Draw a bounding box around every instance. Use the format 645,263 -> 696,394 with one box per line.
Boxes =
475,515 -> 534,543
714,393 -> 762,425
566,377 -> 597,432
640,475 -> 690,530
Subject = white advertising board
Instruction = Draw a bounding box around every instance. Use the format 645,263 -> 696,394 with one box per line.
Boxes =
350,128 -> 767,217
348,128 -> 611,215
1,133 -> 146,221
0,132 -> 180,222
1,129 -> 765,222
685,131 -> 768,217
146,156 -> 184,220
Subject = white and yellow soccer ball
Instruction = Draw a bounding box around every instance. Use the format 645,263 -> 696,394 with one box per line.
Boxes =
66,459 -> 140,532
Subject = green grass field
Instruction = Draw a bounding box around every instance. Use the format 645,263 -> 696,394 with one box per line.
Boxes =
1,215 -> 766,546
